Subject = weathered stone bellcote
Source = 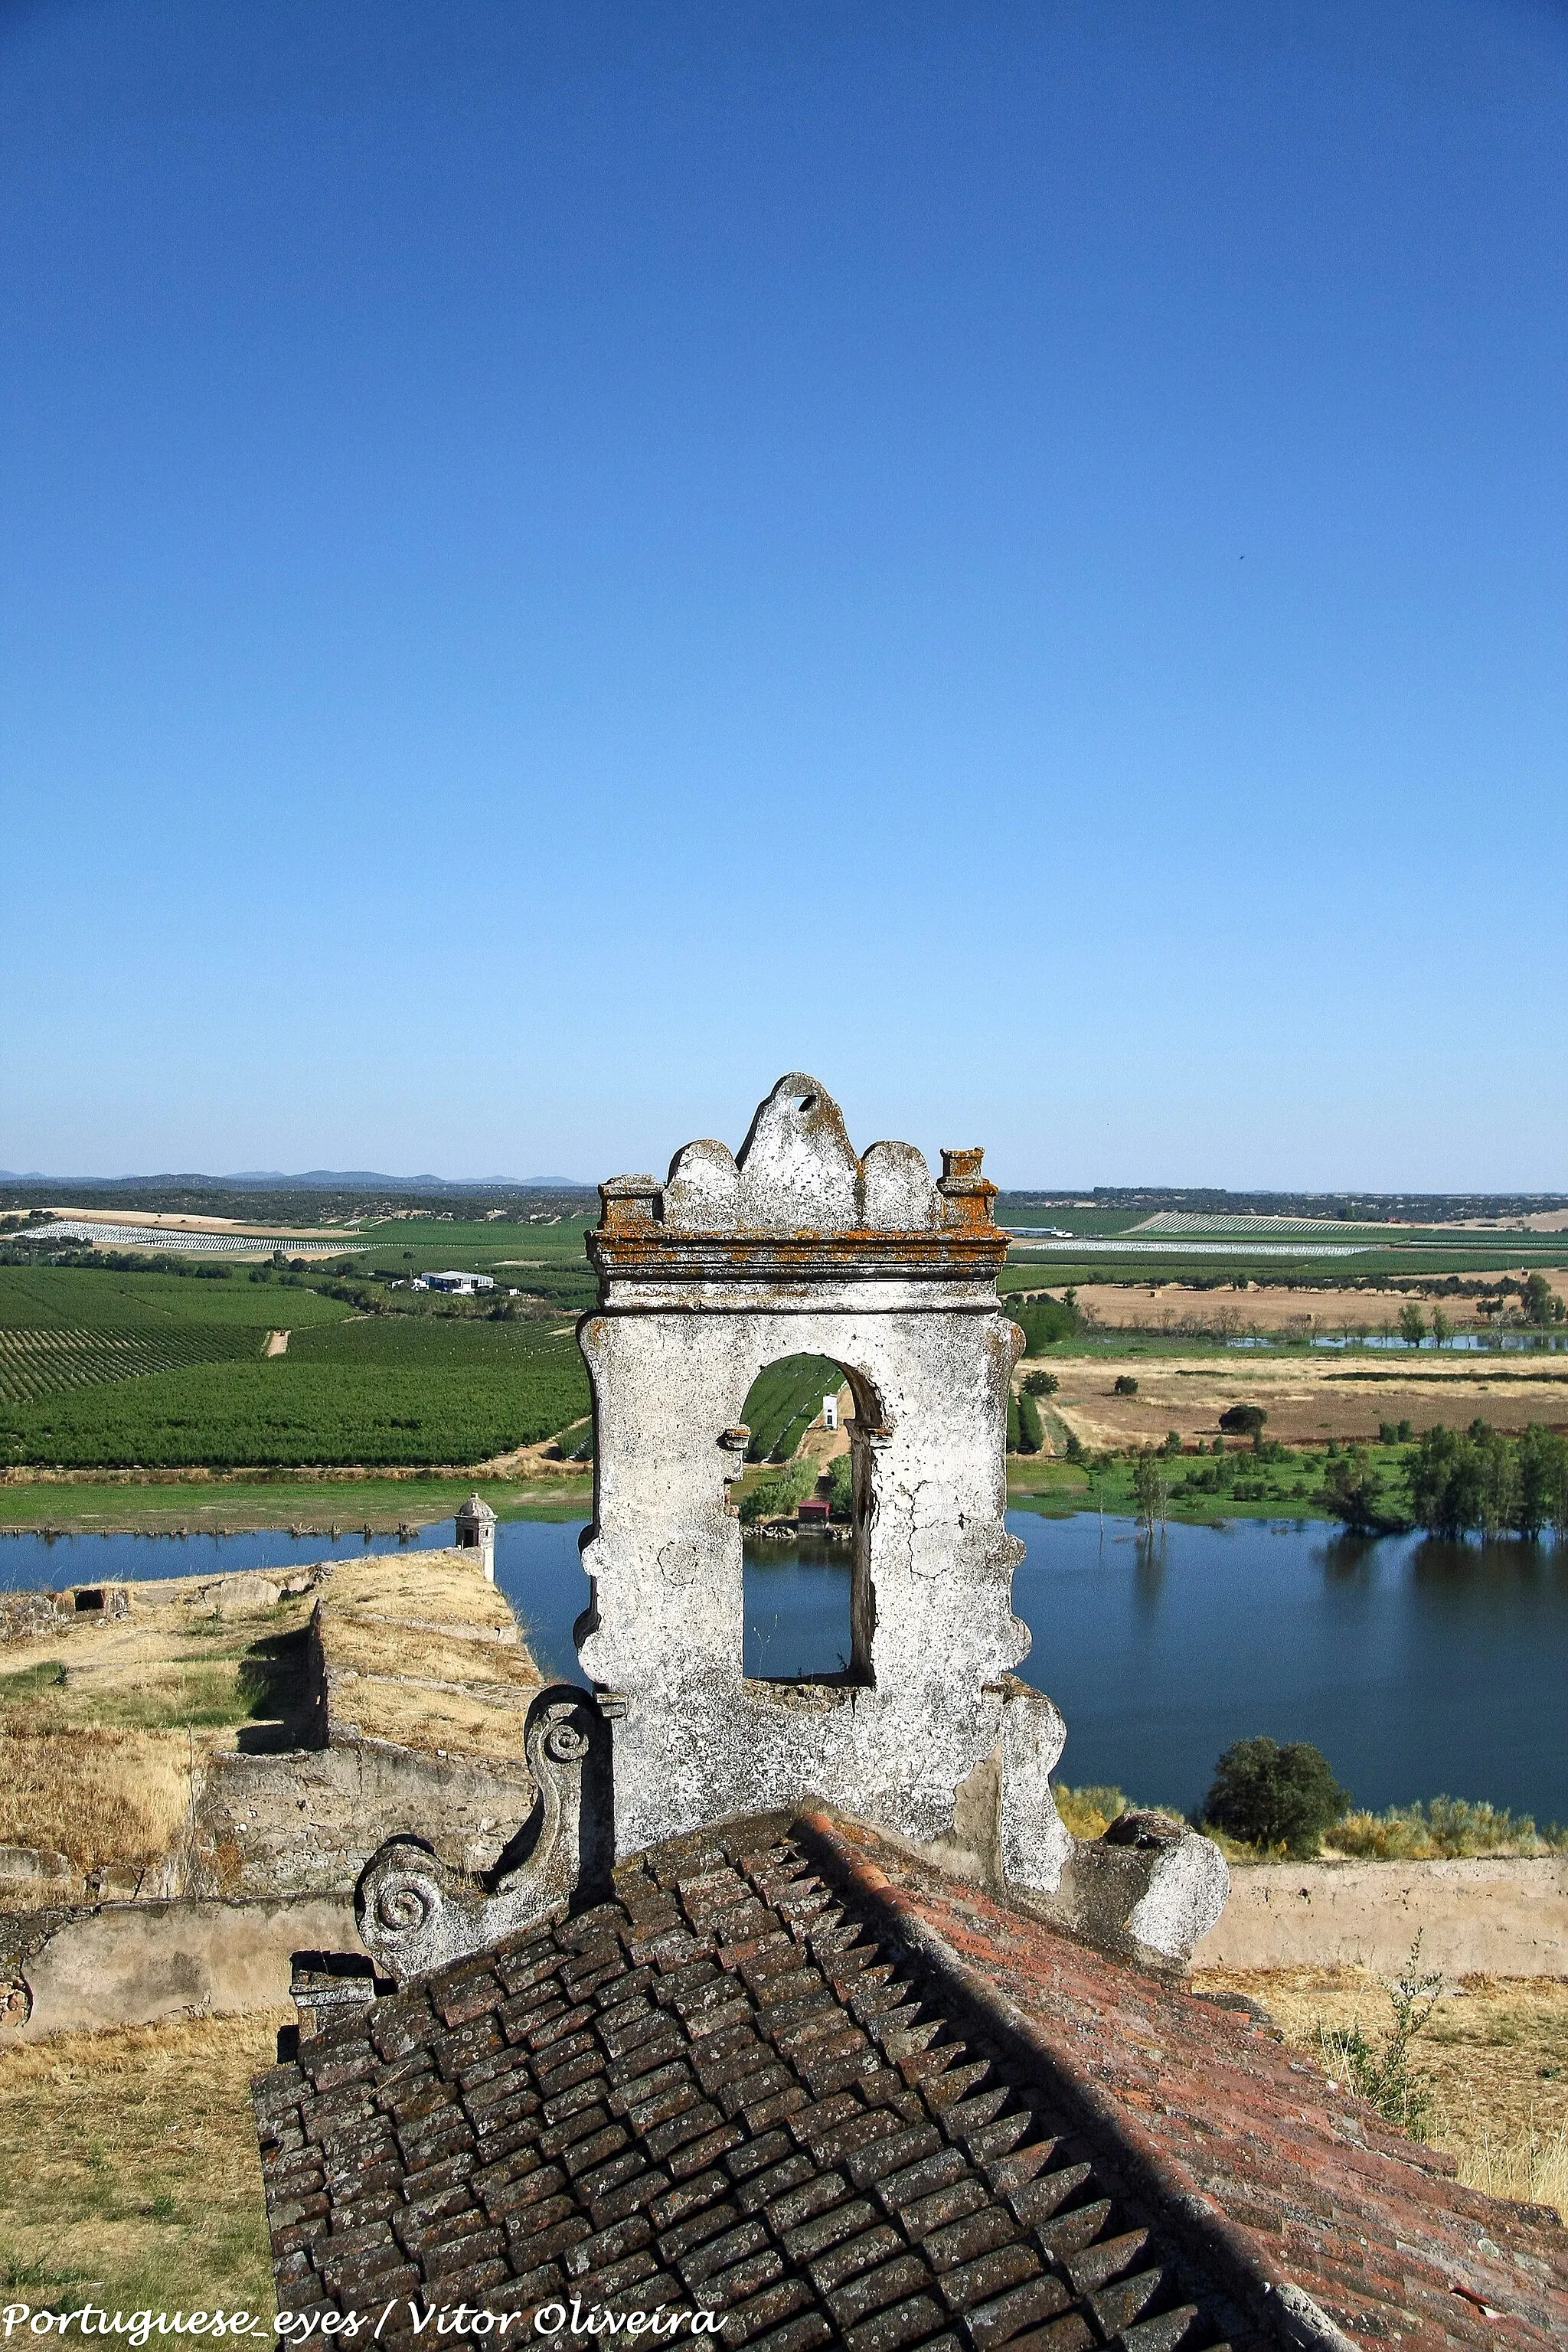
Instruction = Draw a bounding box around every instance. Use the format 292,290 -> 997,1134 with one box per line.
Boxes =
358,1073 -> 1227,1986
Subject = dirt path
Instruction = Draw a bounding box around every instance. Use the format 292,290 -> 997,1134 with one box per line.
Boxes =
263,1330 -> 289,1356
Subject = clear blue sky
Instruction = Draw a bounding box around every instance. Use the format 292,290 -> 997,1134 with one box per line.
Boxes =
2,1 -> 1563,1190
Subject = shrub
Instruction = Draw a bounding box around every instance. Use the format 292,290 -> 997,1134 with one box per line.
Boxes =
1331,1797 -> 1565,1860
1219,1403 -> 1267,1443
1203,1736 -> 1349,1857
1112,1375 -> 1138,1396
1052,1782 -> 1129,1839
1316,1936 -> 1443,2138
1022,1370 -> 1058,1397
1161,1429 -> 1181,1457
1015,1388 -> 1043,1455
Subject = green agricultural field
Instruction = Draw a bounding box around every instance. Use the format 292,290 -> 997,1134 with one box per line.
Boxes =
0,1316 -> 590,1470
0,1322 -> 265,1404
740,1354 -> 844,1462
0,1264 -> 355,1330
288,1315 -> 583,1367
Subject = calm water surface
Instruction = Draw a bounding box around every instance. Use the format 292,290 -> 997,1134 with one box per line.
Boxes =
6,1513 -> 1565,1822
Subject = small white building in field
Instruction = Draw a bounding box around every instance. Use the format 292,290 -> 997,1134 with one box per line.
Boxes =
419,1270 -> 495,1296
822,1394 -> 838,1430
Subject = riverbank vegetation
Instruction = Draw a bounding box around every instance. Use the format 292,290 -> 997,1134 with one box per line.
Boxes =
1008,1419 -> 1568,1537
1055,1775 -> 1568,1863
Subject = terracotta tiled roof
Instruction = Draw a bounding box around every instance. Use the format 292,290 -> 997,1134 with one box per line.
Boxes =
806,1811 -> 1568,2352
253,1811 -> 1568,2351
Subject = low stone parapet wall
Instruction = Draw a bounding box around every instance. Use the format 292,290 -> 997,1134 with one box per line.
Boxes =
1193,1854 -> 1568,1977
0,1892 -> 358,2043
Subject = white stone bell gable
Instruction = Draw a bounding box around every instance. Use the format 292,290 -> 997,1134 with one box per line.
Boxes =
570,1073 -> 1227,1971
357,1073 -> 1228,1982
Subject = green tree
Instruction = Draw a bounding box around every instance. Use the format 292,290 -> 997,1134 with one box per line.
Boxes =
1430,1304 -> 1452,1348
1131,1449 -> 1169,1537
1408,1425 -> 1483,1538
828,1453 -> 854,1517
1523,1272 -> 1560,1328
1204,1736 -> 1349,1857
1161,1429 -> 1182,1458
1398,1302 -> 1426,1348
1511,1425 -> 1563,1541
738,1455 -> 819,1524
1219,1402 -> 1267,1446
1006,1389 -> 1021,1452
1014,1293 -> 1082,1352
1322,1447 -> 1383,1534
1015,1388 -> 1044,1454
1112,1374 -> 1138,1396
1476,1424 -> 1518,1540
1022,1370 -> 1058,1397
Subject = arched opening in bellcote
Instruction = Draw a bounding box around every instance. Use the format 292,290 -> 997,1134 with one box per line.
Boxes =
730,1351 -> 884,1687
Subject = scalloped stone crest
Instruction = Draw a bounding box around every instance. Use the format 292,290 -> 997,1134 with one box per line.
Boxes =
658,1073 -> 941,1234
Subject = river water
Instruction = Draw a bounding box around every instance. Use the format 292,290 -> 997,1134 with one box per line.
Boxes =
5,1512 -> 1565,1825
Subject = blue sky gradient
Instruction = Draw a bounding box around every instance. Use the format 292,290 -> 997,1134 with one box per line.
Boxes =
2,1 -> 1564,1187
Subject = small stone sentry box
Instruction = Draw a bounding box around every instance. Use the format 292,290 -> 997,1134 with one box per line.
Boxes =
453,1491 -> 497,1582
358,1073 -> 1225,1981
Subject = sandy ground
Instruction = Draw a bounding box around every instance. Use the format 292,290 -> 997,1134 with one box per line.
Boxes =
1193,1965 -> 1568,2219
263,1328 -> 289,1355
1012,1276 -> 1568,1334
1031,1349 -> 1568,1449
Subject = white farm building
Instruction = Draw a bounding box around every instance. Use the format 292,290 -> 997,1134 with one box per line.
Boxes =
411,1270 -> 496,1295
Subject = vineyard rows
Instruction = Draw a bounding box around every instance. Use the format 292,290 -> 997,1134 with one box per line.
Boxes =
740,1353 -> 844,1462
0,1324 -> 263,1405
0,1359 -> 592,1468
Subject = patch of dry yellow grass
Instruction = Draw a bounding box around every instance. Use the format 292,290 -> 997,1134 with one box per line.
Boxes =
1036,1348 -> 1568,1450
0,1723 -> 191,1873
325,1667 -> 531,1758
1194,1965 -> 1568,2220
316,1545 -> 542,1758
0,2009 -> 284,2309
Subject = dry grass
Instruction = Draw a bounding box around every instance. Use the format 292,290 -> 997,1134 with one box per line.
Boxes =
325,1664 -> 531,1758
0,1723 -> 191,1873
1194,1965 -> 1568,2220
1053,1279 -> 1567,1332
1037,1348 -> 1568,1451
317,1546 -> 542,1757
0,2010 -> 284,2312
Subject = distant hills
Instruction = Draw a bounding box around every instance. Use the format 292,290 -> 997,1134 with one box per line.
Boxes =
0,1170 -> 592,1191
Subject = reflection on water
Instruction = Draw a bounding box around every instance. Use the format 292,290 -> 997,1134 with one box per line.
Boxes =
1011,1514 -> 1568,1821
7,1513 -> 1566,1824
